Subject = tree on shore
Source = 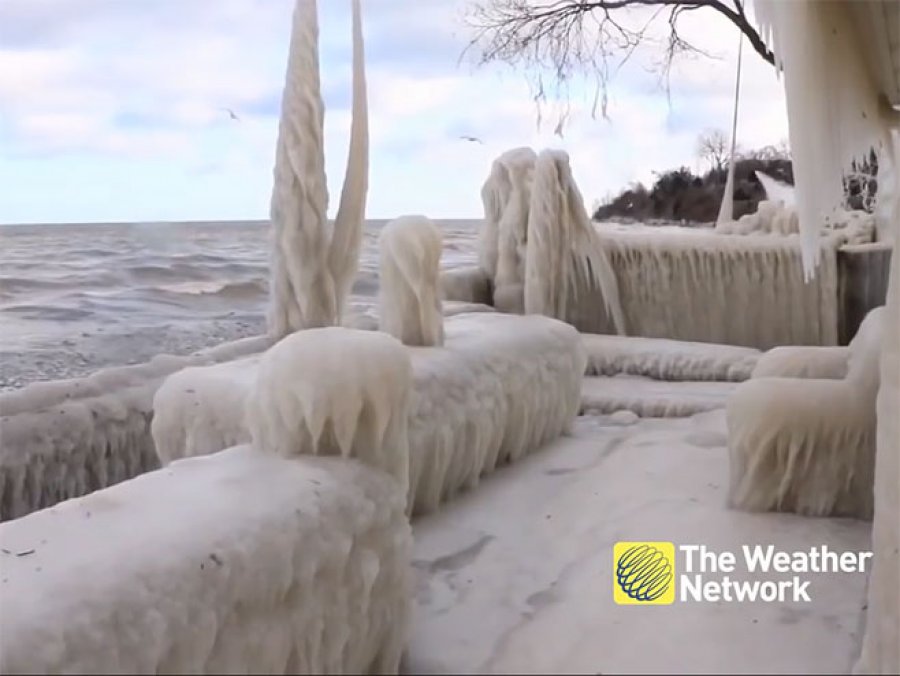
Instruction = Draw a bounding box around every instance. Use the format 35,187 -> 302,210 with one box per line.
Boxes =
697,128 -> 729,173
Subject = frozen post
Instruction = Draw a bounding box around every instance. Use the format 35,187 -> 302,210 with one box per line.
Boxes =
267,0 -> 369,338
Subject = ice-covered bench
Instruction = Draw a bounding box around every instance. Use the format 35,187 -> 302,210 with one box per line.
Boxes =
152,313 -> 585,516
726,306 -> 885,519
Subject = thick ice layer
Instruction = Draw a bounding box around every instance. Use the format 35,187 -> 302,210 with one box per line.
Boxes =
856,130 -> 900,676
480,148 -> 535,314
247,327 -> 412,497
524,150 -> 625,334
152,356 -> 262,465
408,412 -> 870,674
152,313 -> 584,516
405,313 -> 584,515
580,375 -> 738,418
727,307 -> 884,519
583,228 -> 841,348
0,336 -> 269,521
378,216 -> 445,347
0,446 -> 411,674
582,334 -> 759,381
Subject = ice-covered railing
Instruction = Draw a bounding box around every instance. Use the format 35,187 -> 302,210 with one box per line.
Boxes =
0,326 -> 414,673
1,328 -> 415,673
153,312 -> 586,517
0,450 -> 411,674
572,228 -> 843,348
0,335 -> 270,522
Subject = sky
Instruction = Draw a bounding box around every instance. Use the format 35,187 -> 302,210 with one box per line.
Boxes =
0,0 -> 790,224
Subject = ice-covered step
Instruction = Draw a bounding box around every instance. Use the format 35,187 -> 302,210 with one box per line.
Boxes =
580,374 -> 739,418
581,334 -> 760,381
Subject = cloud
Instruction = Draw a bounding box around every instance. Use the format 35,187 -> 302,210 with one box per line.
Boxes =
0,0 -> 789,224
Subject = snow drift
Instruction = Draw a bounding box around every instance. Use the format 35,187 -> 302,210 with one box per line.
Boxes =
152,313 -> 584,516
0,446 -> 411,674
378,216 -> 445,347
726,306 -> 884,519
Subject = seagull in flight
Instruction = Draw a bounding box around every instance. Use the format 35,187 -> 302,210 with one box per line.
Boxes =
222,107 -> 240,122
460,135 -> 483,144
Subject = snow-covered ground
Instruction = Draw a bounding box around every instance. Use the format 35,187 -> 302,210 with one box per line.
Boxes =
407,410 -> 870,674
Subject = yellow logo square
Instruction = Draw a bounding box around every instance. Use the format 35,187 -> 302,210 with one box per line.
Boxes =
613,542 -> 676,605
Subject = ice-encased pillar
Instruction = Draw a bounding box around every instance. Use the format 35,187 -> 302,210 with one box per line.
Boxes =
267,0 -> 369,337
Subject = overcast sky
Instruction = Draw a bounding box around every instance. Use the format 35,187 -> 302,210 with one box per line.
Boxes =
0,0 -> 789,224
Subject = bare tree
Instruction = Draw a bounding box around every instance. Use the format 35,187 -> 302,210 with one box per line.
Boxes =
463,0 -> 775,114
696,128 -> 728,172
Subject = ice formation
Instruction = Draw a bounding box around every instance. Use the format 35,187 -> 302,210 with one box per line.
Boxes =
524,150 -> 626,335
592,230 -> 841,348
378,215 -> 445,347
750,345 -> 849,380
0,446 -> 411,674
856,128 -> 900,676
247,327 -> 412,497
715,199 -> 875,245
151,313 -> 584,515
267,0 -> 368,336
405,313 -> 584,515
751,3 -> 899,669
580,375 -> 738,418
755,1 -> 890,277
0,335 -> 268,521
581,334 -> 759,382
755,170 -> 796,208
440,266 -> 492,306
726,306 -> 885,519
480,147 -> 535,313
152,355 -> 261,465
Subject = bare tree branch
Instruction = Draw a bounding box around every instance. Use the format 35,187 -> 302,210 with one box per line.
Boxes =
462,0 -> 775,116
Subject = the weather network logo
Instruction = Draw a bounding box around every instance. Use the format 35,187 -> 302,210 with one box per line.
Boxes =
613,542 -> 676,605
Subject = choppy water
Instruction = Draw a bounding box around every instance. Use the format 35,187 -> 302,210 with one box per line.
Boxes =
0,219 -> 480,388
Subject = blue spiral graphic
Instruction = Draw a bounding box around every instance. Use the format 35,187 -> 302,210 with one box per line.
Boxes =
616,544 -> 673,601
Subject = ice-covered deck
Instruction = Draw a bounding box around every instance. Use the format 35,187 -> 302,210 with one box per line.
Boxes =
407,410 -> 870,674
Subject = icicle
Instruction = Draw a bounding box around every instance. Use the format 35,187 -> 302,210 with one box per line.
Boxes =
753,0 -> 887,280
716,33 -> 744,227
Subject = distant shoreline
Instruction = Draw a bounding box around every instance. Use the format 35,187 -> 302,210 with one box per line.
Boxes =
0,218 -> 485,228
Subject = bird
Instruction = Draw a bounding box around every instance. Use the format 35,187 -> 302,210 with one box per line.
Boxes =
221,107 -> 240,122
460,135 -> 483,144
